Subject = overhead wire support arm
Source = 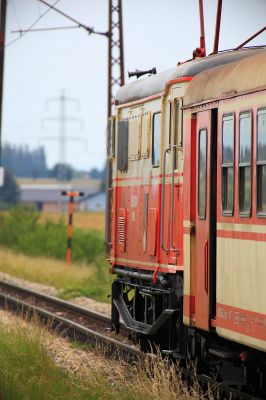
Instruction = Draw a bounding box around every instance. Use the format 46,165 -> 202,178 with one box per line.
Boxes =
37,0 -> 109,37
11,26 -> 81,34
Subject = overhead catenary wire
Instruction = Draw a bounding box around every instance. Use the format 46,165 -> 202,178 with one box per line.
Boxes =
5,0 -> 61,48
10,0 -> 21,32
37,0 -> 109,37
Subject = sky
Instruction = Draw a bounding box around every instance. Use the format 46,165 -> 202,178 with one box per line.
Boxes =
3,0 -> 266,171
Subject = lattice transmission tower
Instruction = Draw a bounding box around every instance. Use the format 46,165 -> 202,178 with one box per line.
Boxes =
108,0 -> 124,117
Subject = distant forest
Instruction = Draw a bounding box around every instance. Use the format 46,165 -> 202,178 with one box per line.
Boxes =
2,143 -> 106,181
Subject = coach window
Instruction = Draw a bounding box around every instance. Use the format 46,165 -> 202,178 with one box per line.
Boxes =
222,114 -> 234,215
257,109 -> 266,215
198,129 -> 207,219
239,112 -> 252,215
152,112 -> 161,167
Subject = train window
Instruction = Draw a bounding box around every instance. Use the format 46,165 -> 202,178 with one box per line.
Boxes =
257,109 -> 266,214
222,114 -> 234,215
152,112 -> 161,167
239,112 -> 252,215
107,117 -> 115,158
117,119 -> 129,172
198,129 -> 207,219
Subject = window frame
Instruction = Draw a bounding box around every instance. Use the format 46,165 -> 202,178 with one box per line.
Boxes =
238,110 -> 252,217
221,113 -> 235,216
256,107 -> 266,217
152,111 -> 161,168
198,128 -> 207,220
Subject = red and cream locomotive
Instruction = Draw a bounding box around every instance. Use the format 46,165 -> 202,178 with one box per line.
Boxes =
105,18 -> 266,395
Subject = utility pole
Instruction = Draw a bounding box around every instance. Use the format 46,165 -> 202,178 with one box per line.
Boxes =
42,89 -> 84,181
108,0 -> 124,117
0,0 -> 7,166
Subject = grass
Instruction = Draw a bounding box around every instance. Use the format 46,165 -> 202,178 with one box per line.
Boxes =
0,207 -> 105,264
0,312 -> 209,400
0,248 -> 112,302
0,316 -> 106,400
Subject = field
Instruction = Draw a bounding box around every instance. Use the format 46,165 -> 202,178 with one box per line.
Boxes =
40,211 -> 105,233
0,208 -> 110,301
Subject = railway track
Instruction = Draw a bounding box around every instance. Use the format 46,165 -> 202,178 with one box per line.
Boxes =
0,280 -> 141,361
0,279 -> 263,399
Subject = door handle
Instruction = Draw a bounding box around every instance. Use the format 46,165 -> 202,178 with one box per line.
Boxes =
204,239 -> 208,293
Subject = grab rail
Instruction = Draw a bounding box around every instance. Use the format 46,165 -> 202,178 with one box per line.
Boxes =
160,144 -> 182,254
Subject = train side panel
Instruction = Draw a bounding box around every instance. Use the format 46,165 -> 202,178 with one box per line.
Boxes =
216,91 -> 266,351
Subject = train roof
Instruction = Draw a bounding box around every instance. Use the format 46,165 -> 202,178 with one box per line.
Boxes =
115,47 -> 266,106
183,47 -> 266,107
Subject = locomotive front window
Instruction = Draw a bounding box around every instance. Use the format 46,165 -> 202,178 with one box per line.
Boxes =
198,129 -> 207,219
257,108 -> 266,215
222,114 -> 234,215
239,112 -> 252,215
117,119 -> 129,172
152,112 -> 161,167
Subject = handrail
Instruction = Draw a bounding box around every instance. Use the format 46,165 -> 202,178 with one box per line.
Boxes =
169,145 -> 182,253
160,145 -> 182,254
160,146 -> 171,253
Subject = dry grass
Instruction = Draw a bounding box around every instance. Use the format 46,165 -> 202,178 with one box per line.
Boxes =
0,310 -> 211,400
0,248 -> 112,301
0,248 -> 92,287
40,211 -> 105,233
17,178 -> 101,187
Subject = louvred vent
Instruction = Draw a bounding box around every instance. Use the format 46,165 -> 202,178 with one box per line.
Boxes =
118,208 -> 127,252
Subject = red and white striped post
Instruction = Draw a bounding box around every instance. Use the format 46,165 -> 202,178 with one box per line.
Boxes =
61,191 -> 84,265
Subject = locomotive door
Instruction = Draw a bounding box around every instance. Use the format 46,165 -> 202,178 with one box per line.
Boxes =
195,109 -> 217,331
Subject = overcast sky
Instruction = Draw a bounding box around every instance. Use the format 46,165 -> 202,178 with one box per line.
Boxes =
3,0 -> 266,171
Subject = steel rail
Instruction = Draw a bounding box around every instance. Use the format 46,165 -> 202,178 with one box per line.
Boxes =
0,282 -> 142,362
0,280 -> 129,336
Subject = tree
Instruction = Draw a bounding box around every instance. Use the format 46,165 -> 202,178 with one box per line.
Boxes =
49,163 -> 74,181
2,143 -> 49,178
0,169 -> 20,208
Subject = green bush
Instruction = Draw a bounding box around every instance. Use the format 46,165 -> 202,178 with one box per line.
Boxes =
0,207 -> 104,264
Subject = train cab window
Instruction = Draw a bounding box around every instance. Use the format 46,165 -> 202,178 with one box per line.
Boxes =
107,117 -> 115,158
239,112 -> 252,215
198,129 -> 207,219
222,114 -> 234,215
257,109 -> 266,214
117,119 -> 129,172
152,112 -> 161,167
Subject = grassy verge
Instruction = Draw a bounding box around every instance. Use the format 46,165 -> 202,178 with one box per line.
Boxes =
0,313 -> 206,400
0,248 -> 112,302
0,207 -> 104,264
